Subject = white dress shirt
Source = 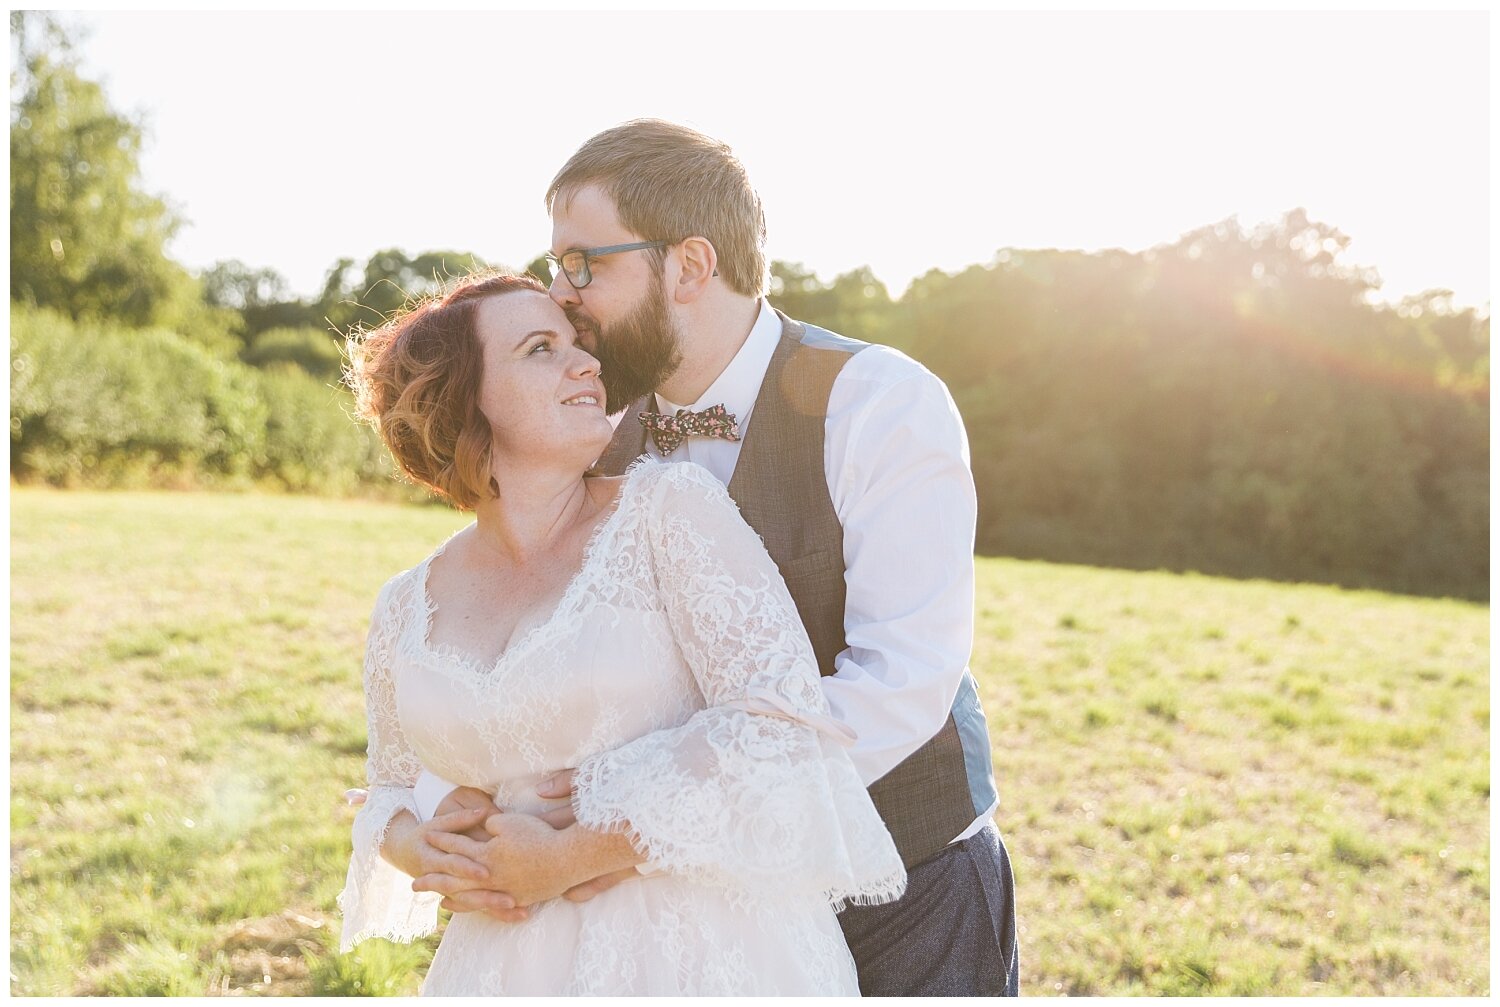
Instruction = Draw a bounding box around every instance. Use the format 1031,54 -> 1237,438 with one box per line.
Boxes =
416,299 -> 996,843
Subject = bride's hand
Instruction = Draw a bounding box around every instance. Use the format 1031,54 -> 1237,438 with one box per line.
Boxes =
423,812 -> 577,908
426,786 -> 534,919
380,807 -> 492,885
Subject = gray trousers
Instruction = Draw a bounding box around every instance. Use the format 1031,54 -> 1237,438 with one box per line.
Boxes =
837,824 -> 1018,996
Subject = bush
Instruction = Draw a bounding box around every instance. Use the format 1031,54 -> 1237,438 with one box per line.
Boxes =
11,306 -> 267,486
242,326 -> 344,377
10,305 -> 408,496
253,365 -> 392,494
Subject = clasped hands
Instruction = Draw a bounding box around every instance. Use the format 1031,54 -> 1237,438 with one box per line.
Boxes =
383,769 -> 642,923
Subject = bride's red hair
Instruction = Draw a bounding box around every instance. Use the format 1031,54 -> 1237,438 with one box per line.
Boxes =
346,270 -> 547,509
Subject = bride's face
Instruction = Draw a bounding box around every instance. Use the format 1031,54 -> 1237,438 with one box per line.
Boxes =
474,291 -> 612,465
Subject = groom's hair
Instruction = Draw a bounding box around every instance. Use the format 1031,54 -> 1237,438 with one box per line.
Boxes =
345,270 -> 547,510
545,119 -> 768,298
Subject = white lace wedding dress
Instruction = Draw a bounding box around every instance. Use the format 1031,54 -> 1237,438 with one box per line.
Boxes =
337,460 -> 905,995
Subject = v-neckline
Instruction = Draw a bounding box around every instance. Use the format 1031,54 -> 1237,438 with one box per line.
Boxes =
414,469 -> 638,675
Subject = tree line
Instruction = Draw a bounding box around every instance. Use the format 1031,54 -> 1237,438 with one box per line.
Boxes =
773,219 -> 1488,601
9,13 -> 1488,599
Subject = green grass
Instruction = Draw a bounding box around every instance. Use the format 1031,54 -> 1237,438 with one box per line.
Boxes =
10,488 -> 1491,995
976,560 -> 1489,995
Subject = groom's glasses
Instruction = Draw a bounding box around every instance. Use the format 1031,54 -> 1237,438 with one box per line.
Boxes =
544,241 -> 670,289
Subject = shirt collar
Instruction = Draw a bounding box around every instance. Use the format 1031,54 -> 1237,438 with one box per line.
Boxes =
655,298 -> 781,420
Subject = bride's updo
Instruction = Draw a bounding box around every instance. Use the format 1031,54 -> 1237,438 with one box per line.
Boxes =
346,270 -> 546,509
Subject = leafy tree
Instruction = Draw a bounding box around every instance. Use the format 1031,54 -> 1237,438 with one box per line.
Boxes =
318,248 -> 490,333
763,214 -> 1486,599
201,259 -> 290,313
9,12 -> 232,347
768,261 -> 893,344
202,258 -> 328,338
524,253 -> 553,287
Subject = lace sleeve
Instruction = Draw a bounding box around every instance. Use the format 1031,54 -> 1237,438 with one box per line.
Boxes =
571,462 -> 906,907
336,574 -> 441,951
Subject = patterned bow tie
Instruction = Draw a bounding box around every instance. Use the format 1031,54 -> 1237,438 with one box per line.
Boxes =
639,403 -> 742,456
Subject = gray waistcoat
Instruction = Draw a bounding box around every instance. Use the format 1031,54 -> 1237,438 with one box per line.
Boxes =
597,310 -> 998,868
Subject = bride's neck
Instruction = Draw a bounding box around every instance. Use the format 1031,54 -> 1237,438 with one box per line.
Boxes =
470,463 -> 595,566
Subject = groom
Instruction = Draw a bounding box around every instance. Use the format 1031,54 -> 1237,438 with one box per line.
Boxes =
410,120 -> 1018,996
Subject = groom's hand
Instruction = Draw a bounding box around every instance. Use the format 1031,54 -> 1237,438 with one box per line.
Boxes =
562,867 -> 642,903
433,785 -> 504,842
534,769 -> 578,829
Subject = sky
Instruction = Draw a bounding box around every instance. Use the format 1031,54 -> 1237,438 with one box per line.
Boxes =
61,10 -> 1490,311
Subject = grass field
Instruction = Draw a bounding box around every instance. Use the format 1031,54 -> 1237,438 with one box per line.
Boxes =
9,488 -> 1490,995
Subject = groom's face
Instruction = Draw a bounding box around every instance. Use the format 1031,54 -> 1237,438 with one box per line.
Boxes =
548,185 -> 683,410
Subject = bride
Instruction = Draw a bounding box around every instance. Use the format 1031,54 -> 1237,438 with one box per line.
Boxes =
336,270 -> 905,995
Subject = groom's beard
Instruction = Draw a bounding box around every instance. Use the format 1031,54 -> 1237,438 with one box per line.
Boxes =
569,277 -> 683,412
